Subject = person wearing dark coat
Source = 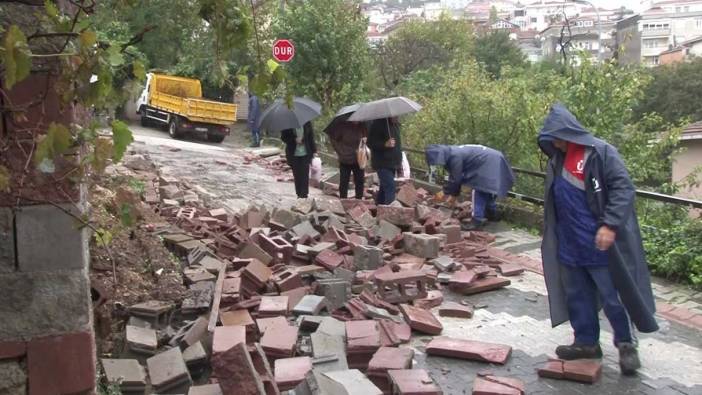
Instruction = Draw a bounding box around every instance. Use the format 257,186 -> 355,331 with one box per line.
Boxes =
281,122 -> 317,199
538,103 -> 658,376
425,144 -> 514,230
326,119 -> 367,199
367,117 -> 402,205
248,92 -> 261,147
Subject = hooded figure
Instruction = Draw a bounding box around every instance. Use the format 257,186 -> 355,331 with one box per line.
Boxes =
538,103 -> 657,375
425,144 -> 515,229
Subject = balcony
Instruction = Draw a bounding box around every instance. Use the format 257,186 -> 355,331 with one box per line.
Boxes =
642,28 -> 671,37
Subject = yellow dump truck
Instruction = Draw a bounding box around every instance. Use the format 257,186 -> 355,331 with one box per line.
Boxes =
136,73 -> 237,143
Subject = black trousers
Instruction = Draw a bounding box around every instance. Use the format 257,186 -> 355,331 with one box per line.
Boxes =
339,162 -> 365,199
290,156 -> 311,198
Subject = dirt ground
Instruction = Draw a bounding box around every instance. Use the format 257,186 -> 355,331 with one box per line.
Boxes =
89,175 -> 187,356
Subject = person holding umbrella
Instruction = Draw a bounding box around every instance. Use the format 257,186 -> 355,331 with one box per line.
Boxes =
281,122 -> 317,199
257,97 -> 322,199
425,144 -> 514,230
324,104 -> 368,199
349,97 -> 422,206
537,103 -> 657,375
367,117 -> 402,205
247,90 -> 262,147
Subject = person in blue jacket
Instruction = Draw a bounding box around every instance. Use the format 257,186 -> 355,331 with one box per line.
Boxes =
425,144 -> 514,230
248,91 -> 261,147
538,103 -> 658,375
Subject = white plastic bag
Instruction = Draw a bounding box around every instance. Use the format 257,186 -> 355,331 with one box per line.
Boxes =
400,151 -> 411,179
310,156 -> 323,184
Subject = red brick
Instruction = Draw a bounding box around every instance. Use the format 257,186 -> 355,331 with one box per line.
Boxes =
448,270 -> 477,290
537,359 -> 601,384
220,310 -> 256,332
27,331 -> 96,395
256,316 -> 289,335
388,369 -> 442,395
688,314 -> 702,329
258,296 -> 289,318
368,347 -> 414,373
212,341 -> 266,395
426,336 -> 511,364
274,356 -> 312,391
315,249 -> 344,270
472,375 -> 525,395
666,307 -> 697,322
413,290 -> 444,310
376,205 -> 417,226
281,286 -> 311,310
400,304 -> 443,335
498,263 -> 524,277
260,322 -> 298,359
452,276 -> 511,295
655,301 -> 675,314
563,360 -> 602,383
396,183 -> 418,207
439,302 -> 474,318
213,325 -> 246,355
0,340 -> 26,360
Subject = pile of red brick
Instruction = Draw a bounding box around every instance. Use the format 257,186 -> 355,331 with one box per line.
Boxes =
101,166 -> 600,394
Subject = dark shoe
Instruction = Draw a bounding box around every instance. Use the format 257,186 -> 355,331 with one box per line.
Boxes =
486,208 -> 502,222
618,342 -> 641,375
461,218 -> 486,231
555,343 -> 603,360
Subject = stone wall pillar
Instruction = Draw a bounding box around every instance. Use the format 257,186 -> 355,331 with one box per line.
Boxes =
0,4 -> 96,393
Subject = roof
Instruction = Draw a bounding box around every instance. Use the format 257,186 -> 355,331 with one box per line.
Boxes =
682,121 -> 702,141
659,46 -> 684,55
680,35 -> 702,46
652,0 -> 702,5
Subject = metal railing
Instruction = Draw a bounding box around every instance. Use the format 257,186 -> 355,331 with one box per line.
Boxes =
385,147 -> 702,209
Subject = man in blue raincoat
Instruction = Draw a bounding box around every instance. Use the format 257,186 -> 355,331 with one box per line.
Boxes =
538,103 -> 658,376
248,91 -> 261,147
425,144 -> 515,230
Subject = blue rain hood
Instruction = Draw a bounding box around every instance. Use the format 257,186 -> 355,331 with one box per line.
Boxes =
538,103 -> 599,157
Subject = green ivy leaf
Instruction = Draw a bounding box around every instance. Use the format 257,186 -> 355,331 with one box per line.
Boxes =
2,25 -> 32,90
92,137 -> 113,174
34,123 -> 72,170
111,120 -> 133,162
132,60 -> 146,81
106,46 -> 124,67
44,0 -> 59,19
94,228 -> 113,247
79,30 -> 97,50
0,165 -> 10,192
119,203 -> 135,227
267,59 -> 279,74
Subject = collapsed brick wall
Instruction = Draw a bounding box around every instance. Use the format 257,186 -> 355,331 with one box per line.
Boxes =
0,4 -> 96,393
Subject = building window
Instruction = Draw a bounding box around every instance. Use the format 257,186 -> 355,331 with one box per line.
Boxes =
642,23 -> 670,30
515,10 -> 525,16
697,19 -> 702,28
643,38 -> 668,48
531,17 -> 537,23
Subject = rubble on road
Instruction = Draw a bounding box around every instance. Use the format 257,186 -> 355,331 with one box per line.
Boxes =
102,159 -> 534,394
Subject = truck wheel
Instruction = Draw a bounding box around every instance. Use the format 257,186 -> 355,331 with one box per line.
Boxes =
140,108 -> 150,127
168,118 -> 181,139
207,134 -> 225,143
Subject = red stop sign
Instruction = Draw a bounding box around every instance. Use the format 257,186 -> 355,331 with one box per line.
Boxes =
272,39 -> 295,63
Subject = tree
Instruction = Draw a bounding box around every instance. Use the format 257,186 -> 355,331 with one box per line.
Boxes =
634,58 -> 702,124
274,0 -> 370,111
374,13 -> 474,93
474,30 -> 526,78
489,6 -> 498,24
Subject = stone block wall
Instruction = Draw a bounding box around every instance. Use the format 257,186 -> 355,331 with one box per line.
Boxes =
0,4 -> 96,391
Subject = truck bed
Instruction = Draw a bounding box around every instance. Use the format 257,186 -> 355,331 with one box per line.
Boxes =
150,92 -> 237,126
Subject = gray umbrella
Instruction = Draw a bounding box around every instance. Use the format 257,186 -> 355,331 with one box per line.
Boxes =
347,96 -> 421,122
334,103 -> 362,117
257,97 -> 322,132
323,103 -> 364,135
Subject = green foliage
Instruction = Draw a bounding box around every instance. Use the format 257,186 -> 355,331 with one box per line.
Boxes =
642,211 -> 702,287
34,123 -> 73,171
474,31 -> 526,78
111,120 -> 134,162
375,14 -> 474,93
634,58 -> 702,123
1,25 -> 31,89
93,228 -> 113,248
274,0 -> 370,111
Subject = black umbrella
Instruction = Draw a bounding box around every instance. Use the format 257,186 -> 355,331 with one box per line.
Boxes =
257,97 -> 322,133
